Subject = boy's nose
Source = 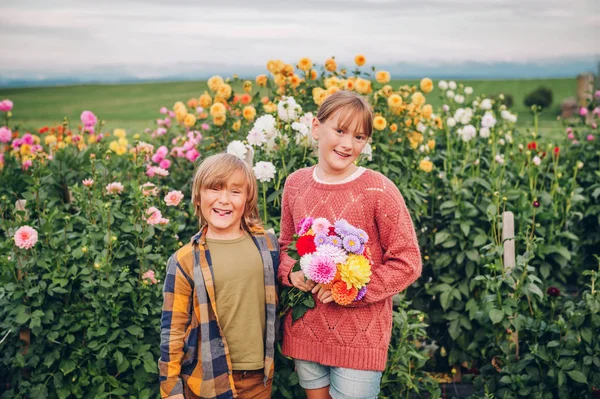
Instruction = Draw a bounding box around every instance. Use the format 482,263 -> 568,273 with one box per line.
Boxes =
218,191 -> 230,203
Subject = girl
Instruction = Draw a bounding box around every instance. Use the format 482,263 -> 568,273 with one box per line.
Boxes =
278,91 -> 422,399
159,153 -> 279,399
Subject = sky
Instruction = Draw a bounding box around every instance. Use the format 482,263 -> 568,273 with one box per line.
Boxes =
0,0 -> 599,82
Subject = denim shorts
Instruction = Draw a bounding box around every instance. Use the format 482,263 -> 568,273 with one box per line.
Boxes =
294,359 -> 382,399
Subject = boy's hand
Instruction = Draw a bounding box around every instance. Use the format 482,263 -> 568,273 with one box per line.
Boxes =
167,395 -> 185,399
289,271 -> 315,292
312,284 -> 333,304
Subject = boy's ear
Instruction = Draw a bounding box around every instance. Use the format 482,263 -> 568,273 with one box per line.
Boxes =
311,117 -> 320,141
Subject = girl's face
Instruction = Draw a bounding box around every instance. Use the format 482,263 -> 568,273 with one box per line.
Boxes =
200,170 -> 248,239
312,110 -> 368,177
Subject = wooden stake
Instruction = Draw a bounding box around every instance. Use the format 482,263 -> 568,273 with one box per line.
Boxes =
502,211 -> 515,274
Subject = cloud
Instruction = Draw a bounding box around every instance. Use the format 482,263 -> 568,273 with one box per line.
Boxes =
0,0 -> 598,80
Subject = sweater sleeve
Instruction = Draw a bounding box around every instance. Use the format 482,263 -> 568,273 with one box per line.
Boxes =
351,183 -> 422,307
277,176 -> 297,287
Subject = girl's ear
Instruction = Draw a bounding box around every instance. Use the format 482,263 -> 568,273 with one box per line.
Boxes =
311,117 -> 320,141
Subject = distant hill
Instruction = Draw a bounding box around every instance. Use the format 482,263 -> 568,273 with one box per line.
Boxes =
0,57 -> 597,88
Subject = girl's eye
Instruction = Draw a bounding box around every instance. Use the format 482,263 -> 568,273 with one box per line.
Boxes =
335,129 -> 344,134
355,135 -> 366,141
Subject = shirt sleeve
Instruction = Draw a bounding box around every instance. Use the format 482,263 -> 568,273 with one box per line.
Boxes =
350,184 -> 422,307
158,254 -> 193,397
277,177 -> 297,287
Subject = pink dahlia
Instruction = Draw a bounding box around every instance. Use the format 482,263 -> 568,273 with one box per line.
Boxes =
0,99 -> 13,112
14,226 -> 38,249
164,190 -> 184,206
307,255 -> 337,284
0,126 -> 11,143
80,110 -> 98,127
106,182 -> 124,195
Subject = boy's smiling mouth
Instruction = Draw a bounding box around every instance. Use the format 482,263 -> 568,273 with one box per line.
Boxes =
213,208 -> 233,217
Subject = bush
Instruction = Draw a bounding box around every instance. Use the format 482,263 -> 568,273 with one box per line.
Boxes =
524,86 -> 553,109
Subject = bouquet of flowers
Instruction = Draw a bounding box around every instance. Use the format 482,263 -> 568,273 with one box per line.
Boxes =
279,216 -> 372,321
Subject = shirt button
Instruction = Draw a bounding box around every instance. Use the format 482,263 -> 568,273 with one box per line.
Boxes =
220,342 -> 225,347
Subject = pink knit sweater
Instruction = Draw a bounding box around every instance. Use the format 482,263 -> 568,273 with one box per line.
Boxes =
277,166 -> 422,371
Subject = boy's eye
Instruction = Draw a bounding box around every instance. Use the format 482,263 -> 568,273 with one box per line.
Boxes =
335,129 -> 344,134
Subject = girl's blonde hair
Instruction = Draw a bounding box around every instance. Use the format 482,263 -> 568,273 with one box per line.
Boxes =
316,91 -> 374,137
191,153 -> 263,232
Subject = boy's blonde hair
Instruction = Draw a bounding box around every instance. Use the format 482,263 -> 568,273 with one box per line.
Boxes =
316,91 -> 374,137
191,153 -> 263,232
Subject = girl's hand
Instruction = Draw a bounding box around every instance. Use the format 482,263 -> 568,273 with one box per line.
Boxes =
312,284 -> 333,304
289,271 -> 316,292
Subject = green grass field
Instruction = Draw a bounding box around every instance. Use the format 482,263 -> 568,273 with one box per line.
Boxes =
0,78 -> 576,136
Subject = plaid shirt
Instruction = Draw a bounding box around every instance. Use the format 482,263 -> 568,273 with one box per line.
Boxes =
159,227 -> 279,398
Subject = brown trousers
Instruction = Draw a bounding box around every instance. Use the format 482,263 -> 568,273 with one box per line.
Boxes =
232,370 -> 273,399
183,371 -> 272,399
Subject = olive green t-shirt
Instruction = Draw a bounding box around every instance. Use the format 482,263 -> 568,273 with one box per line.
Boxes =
206,233 -> 266,370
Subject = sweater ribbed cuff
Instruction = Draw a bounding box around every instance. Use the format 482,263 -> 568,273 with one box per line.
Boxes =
281,336 -> 388,372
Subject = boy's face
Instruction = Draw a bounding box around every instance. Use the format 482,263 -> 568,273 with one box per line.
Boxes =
200,170 -> 248,239
311,110 -> 368,176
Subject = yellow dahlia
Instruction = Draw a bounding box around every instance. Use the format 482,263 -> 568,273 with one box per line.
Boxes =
373,115 -> 387,131
217,83 -> 232,100
411,92 -> 426,106
113,129 -> 127,139
355,78 -> 372,94
325,57 -> 337,72
339,254 -> 371,290
375,70 -> 390,84
388,94 -> 403,109
419,158 -> 433,173
354,54 -> 366,66
184,114 -> 196,128
207,75 -> 224,92
297,57 -> 313,72
242,106 -> 256,121
198,92 -> 212,108
420,78 -> 433,93
421,104 -> 433,119
256,74 -> 268,87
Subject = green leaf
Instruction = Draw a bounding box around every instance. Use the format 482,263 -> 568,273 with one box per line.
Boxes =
439,200 -> 456,210
554,246 -> 571,261
125,325 -> 144,337
434,231 -> 451,246
440,290 -> 452,311
292,305 -> 309,322
489,309 -> 504,324
117,357 -> 130,373
466,249 -> 480,262
566,370 -> 587,384
527,283 -> 544,299
60,360 -> 76,375
473,235 -> 487,247
143,356 -> 158,374
442,239 -> 457,248
460,223 -> 471,237
15,311 -> 30,324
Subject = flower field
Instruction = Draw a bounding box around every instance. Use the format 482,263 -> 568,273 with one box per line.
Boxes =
0,56 -> 599,398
